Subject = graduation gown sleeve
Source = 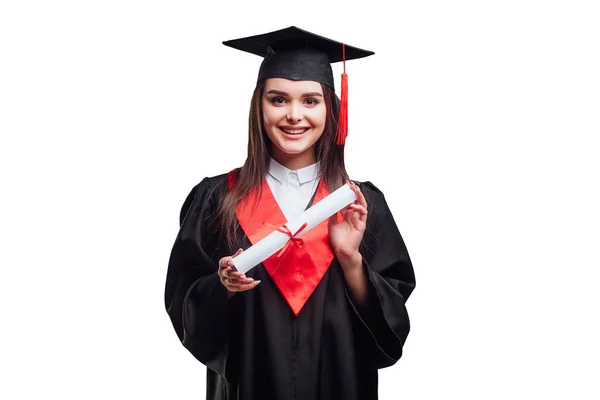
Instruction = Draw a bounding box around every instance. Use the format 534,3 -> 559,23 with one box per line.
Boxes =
346,181 -> 416,370
164,177 -> 230,376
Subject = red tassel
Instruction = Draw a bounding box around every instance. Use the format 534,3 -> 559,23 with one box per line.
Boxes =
336,44 -> 348,146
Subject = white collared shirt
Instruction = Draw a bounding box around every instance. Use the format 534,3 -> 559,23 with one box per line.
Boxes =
266,158 -> 321,223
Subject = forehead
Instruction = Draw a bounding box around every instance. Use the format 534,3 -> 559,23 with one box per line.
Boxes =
264,78 -> 323,94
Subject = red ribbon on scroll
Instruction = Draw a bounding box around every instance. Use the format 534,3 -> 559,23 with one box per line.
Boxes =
264,221 -> 309,257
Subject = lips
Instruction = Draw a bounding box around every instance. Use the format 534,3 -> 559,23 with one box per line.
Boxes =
278,126 -> 310,136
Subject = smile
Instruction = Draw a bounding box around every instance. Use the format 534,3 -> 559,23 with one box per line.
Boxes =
278,127 -> 310,136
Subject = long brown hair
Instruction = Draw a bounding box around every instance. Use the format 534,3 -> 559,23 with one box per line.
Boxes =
216,79 -> 349,253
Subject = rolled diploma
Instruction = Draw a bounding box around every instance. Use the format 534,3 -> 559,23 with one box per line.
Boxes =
232,183 -> 358,274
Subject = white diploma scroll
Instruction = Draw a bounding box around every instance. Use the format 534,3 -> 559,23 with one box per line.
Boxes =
232,183 -> 358,274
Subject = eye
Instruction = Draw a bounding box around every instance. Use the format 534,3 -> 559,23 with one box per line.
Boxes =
304,98 -> 320,106
270,96 -> 287,105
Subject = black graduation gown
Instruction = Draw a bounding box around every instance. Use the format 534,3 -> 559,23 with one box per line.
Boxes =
164,173 -> 415,400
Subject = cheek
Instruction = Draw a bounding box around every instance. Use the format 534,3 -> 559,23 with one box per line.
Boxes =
262,105 -> 285,127
307,107 -> 327,129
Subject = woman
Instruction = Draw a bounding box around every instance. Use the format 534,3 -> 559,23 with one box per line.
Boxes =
165,26 -> 415,400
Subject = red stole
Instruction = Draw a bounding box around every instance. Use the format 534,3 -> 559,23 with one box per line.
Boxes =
228,169 -> 335,316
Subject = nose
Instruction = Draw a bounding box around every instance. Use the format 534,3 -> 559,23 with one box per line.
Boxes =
286,102 -> 303,123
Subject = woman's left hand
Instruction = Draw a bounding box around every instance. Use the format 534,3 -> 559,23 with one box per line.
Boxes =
328,180 -> 368,264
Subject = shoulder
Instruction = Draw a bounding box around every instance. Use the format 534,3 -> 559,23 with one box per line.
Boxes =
178,171 -> 233,225
201,172 -> 231,192
186,171 -> 233,200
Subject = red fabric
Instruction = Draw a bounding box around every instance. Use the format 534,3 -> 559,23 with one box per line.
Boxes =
229,170 -> 335,316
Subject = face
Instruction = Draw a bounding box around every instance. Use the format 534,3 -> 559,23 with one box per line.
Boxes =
262,78 -> 326,168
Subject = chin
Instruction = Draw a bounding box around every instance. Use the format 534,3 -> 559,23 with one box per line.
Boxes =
271,137 -> 312,154
276,144 -> 310,156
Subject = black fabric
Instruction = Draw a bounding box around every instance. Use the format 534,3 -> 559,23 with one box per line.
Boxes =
165,173 -> 415,400
222,26 -> 375,89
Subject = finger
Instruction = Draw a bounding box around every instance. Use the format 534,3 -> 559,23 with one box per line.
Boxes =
346,180 -> 364,203
219,266 -> 232,279
220,265 -> 245,279
219,256 -> 238,272
351,182 -> 368,209
229,249 -> 244,271
233,248 -> 244,257
348,204 -> 367,216
353,210 -> 361,228
219,257 -> 233,269
228,280 -> 261,292
342,207 -> 354,223
225,276 -> 255,286
220,249 -> 243,266
228,270 -> 247,280
347,204 -> 368,227
221,266 -> 247,280
346,180 -> 360,201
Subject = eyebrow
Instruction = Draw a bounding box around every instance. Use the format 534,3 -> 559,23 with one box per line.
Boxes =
266,90 -> 323,97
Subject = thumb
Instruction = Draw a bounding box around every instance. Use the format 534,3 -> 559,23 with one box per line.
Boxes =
233,248 -> 244,257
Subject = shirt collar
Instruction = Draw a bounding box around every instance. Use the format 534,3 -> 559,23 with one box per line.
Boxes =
268,157 -> 321,184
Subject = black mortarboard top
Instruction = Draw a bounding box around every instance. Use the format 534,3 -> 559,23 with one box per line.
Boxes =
222,26 -> 375,145
222,26 -> 374,90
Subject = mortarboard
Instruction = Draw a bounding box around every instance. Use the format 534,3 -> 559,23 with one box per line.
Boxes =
222,26 -> 375,145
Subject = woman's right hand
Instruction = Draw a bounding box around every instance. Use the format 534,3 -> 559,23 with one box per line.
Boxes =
218,248 -> 261,297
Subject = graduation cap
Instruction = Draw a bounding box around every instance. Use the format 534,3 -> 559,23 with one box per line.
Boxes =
223,26 -> 375,146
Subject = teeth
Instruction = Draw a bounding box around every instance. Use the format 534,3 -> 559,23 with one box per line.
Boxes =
280,128 -> 308,135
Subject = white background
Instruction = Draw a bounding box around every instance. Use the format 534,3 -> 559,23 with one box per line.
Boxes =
1,0 -> 599,399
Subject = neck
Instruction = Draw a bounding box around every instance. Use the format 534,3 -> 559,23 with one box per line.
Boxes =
271,148 -> 317,171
